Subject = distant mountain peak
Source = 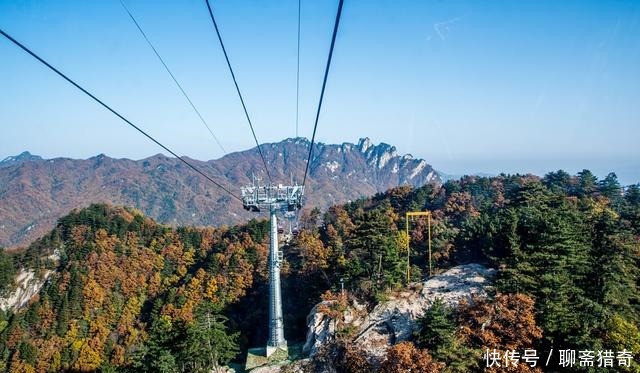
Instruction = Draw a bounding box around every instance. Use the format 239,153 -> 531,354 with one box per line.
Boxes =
357,137 -> 373,152
0,151 -> 42,166
0,138 -> 440,248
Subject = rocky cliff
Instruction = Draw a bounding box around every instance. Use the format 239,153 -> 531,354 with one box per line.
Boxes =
303,264 -> 496,359
245,264 -> 496,372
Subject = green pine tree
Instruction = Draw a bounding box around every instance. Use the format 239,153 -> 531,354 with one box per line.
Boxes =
177,301 -> 238,372
576,169 -> 598,197
0,250 -> 15,297
414,298 -> 456,351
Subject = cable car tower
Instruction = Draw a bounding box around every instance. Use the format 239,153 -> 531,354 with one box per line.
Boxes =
241,181 -> 304,356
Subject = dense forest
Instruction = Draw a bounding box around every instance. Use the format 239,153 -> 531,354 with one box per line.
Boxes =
0,169 -> 639,372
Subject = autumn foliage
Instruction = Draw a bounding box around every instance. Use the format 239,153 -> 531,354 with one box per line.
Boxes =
379,342 -> 444,373
1,169 -> 639,372
457,293 -> 542,351
0,205 -> 265,372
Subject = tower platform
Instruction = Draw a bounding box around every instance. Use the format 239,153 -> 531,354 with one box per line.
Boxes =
245,344 -> 303,372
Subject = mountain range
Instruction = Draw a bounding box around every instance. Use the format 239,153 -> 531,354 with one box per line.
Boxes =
0,137 -> 439,248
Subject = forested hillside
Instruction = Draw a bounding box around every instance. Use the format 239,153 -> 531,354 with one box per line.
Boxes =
1,170 -> 638,372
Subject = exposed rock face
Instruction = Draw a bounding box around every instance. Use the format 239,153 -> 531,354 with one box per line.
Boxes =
303,302 -> 338,356
302,298 -> 369,357
0,151 -> 43,167
250,364 -> 305,373
0,269 -> 51,311
303,264 -> 496,359
0,138 -> 440,248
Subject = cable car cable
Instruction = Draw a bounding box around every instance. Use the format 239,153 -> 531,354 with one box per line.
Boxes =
203,0 -> 273,185
0,28 -> 242,202
301,0 -> 344,189
295,0 -> 301,139
119,0 -> 227,155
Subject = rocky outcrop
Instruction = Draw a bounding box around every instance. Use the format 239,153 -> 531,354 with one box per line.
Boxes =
250,364 -> 305,373
303,264 -> 496,359
303,298 -> 369,357
0,151 -> 42,168
303,302 -> 338,356
0,269 -> 51,311
0,249 -> 59,311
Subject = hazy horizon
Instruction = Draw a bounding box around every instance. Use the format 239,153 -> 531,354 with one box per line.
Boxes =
3,137 -> 638,186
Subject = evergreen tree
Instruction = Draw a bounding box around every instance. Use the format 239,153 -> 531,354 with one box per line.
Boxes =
576,169 -> 598,197
599,172 -> 622,201
177,301 -> 238,372
414,298 -> 456,351
623,184 -> 640,234
496,185 -> 598,349
131,312 -> 179,373
18,342 -> 37,367
543,169 -> 573,194
344,202 -> 404,296
0,250 -> 15,297
588,211 -> 639,322
626,184 -> 640,207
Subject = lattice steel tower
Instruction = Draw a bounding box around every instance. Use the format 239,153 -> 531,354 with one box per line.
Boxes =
241,182 -> 304,356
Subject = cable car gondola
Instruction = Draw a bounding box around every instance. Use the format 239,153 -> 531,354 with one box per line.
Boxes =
292,224 -> 300,237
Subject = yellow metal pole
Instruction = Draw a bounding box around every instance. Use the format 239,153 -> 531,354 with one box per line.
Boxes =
406,213 -> 410,284
428,213 -> 432,277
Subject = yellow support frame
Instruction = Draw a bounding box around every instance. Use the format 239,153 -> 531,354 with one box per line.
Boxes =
405,211 -> 432,283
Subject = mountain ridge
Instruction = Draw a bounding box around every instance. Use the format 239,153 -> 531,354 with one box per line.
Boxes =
0,151 -> 42,168
0,137 -> 439,248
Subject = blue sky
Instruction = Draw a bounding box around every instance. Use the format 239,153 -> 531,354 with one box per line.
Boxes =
1,0 -> 639,184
